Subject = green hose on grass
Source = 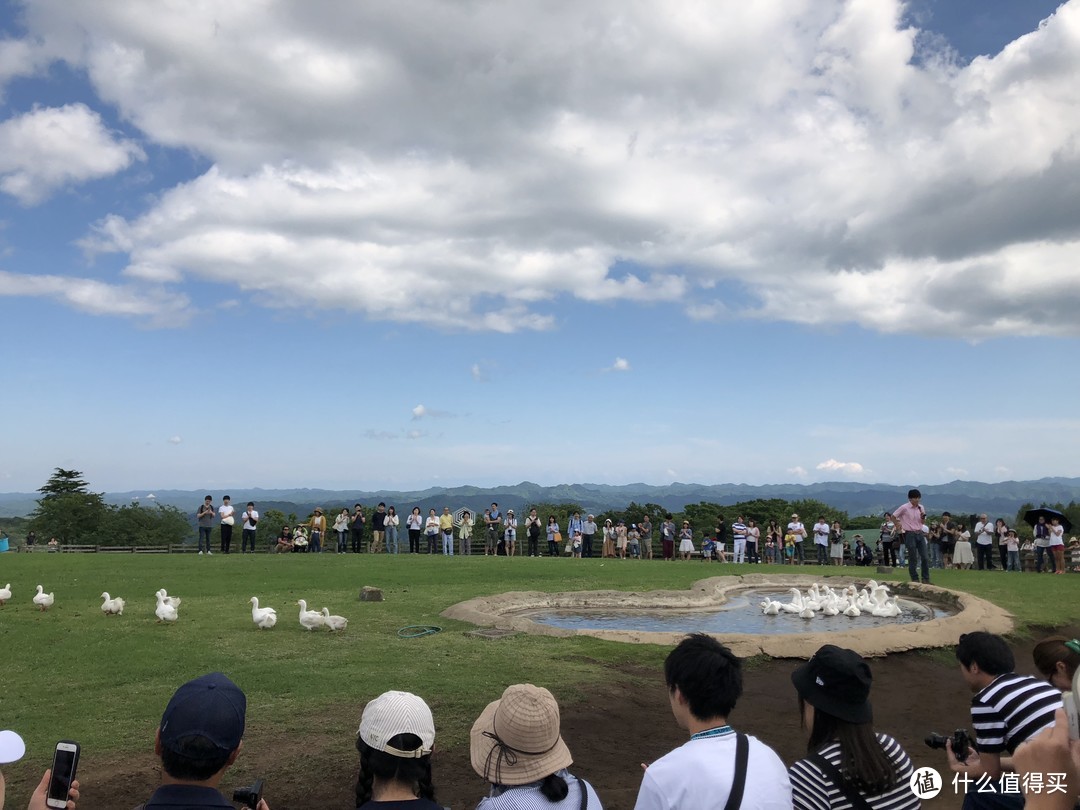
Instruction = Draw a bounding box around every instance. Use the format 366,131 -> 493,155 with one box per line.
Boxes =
397,625 -> 442,638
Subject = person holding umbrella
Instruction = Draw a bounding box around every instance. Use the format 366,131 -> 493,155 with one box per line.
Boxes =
1050,517 -> 1067,575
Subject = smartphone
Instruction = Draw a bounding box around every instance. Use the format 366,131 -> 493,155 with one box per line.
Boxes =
46,740 -> 80,809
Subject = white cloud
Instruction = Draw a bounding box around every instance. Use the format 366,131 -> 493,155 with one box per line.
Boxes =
411,404 -> 426,420
0,104 -> 144,204
0,269 -> 189,324
5,1 -> 1080,334
787,466 -> 808,478
816,459 -> 865,475
608,357 -> 631,373
167,435 -> 182,445
407,429 -> 426,440
945,466 -> 968,477
471,363 -> 486,382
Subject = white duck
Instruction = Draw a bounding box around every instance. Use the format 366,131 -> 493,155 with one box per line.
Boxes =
843,603 -> 862,617
297,599 -> 325,631
33,585 -> 54,612
321,608 -> 348,631
155,589 -> 182,609
155,591 -> 178,623
250,597 -> 278,629
0,583 -> 11,606
871,595 -> 902,618
780,587 -> 805,613
100,592 -> 126,615
820,594 -> 840,617
760,599 -> 782,616
799,606 -> 816,619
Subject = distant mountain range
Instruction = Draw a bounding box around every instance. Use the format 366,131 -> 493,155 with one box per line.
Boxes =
3,478 -> 1080,519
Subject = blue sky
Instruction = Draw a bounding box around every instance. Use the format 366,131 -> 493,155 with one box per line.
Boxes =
1,0 -> 1077,493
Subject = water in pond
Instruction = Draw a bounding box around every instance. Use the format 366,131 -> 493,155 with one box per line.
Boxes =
524,589 -> 953,635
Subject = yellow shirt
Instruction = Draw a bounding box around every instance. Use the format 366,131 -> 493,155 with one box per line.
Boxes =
439,513 -> 454,531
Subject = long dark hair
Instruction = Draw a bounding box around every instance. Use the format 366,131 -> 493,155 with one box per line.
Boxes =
491,773 -> 568,803
355,734 -> 436,807
801,697 -> 897,795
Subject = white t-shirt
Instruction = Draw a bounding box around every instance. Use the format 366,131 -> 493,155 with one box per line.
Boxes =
788,522 -> 806,539
242,509 -> 259,531
634,732 -> 791,810
219,504 -> 235,524
1049,525 -> 1065,546
812,521 -> 830,547
975,521 -> 994,546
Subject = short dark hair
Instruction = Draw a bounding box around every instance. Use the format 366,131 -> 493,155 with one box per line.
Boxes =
204,495 -> 213,501
222,495 -> 231,501
246,502 -> 254,507
942,512 -> 951,518
908,489 -> 921,499
664,634 -> 742,721
161,734 -> 233,781
956,632 -> 1014,676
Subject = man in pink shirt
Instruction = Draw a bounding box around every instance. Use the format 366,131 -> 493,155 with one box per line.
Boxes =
893,488 -> 930,584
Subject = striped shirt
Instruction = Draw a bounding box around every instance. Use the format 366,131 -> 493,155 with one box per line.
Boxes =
478,771 -> 602,810
970,672 -> 1063,754
789,734 -> 918,810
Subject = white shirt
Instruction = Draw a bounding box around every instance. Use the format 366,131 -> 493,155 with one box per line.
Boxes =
242,509 -> 259,531
787,521 -> 806,538
975,521 -> 994,546
812,521 -> 830,546
218,504 -> 235,523
635,732 -> 791,810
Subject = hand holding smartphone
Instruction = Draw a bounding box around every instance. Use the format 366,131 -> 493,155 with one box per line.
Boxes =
46,741 -> 79,809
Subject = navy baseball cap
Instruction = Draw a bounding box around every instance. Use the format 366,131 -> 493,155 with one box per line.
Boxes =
160,672 -> 246,753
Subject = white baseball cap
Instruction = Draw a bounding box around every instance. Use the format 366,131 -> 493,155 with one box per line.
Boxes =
0,729 -> 26,764
357,691 -> 435,758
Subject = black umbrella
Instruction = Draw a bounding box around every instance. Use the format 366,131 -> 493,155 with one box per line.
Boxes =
1023,507 -> 1072,533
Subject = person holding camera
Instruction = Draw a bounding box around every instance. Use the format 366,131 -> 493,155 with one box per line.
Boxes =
947,632 -> 1063,810
355,691 -> 443,809
1,728 -> 81,810
138,672 -> 269,810
788,644 -> 918,809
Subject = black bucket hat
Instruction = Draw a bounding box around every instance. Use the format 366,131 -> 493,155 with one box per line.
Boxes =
792,645 -> 872,724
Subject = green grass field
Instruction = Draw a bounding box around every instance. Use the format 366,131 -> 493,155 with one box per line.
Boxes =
2,554 -> 1077,801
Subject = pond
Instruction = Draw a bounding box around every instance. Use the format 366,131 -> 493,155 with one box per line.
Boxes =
522,588 -> 953,635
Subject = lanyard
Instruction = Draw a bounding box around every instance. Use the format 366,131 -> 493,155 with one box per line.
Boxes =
691,725 -> 733,741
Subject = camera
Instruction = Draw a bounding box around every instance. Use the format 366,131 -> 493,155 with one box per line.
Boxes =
233,778 -> 264,809
925,729 -> 971,763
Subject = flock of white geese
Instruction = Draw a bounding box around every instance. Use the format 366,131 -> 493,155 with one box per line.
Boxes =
0,583 -> 348,631
759,581 -> 904,618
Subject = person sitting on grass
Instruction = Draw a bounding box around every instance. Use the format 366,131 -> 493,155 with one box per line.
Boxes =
138,672 -> 269,810
355,691 -> 443,809
275,525 -> 294,554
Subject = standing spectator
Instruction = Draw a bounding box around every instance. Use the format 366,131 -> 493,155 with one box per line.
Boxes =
878,513 -> 896,568
504,510 -> 518,557
746,519 -> 760,564
953,523 -> 974,569
196,495 -> 215,555
995,518 -> 1010,572
829,521 -> 845,566
731,516 -> 748,564
601,519 -> 616,558
714,514 -> 727,557
582,514 -> 597,559
928,522 -> 943,569
678,521 -> 694,561
566,512 -> 584,548
973,513 -> 995,571
486,503 -> 502,556
333,508 -> 350,554
546,515 -> 560,557
218,495 -> 235,554
639,515 -> 654,560
439,507 -> 454,556
1005,529 -> 1021,572
350,504 -> 366,554
660,515 -> 676,561
1049,517 -> 1067,575
424,509 -> 439,554
459,510 -> 474,556
1033,515 -> 1053,573
940,511 -> 957,569
763,528 -> 777,564
307,507 -> 326,553
616,520 -> 629,559
25,530 -> 36,550
385,506 -> 400,554
633,634 -> 791,809
812,516 -> 830,566
788,645 -> 919,809
945,632 -> 1062,809
628,524 -> 641,559
370,503 -> 387,554
893,489 -> 931,584
788,513 -> 807,565
241,502 -> 259,554
406,507 -> 423,554
525,509 -> 542,558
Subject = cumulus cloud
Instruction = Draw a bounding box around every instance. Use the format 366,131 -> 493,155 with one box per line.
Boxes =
788,466 -> 808,478
0,104 -> 144,204
406,429 -> 426,440
471,363 -> 486,382
606,357 -> 631,373
4,1 -> 1080,334
167,435 -> 182,445
816,459 -> 866,475
411,404 -> 426,420
0,269 -> 189,324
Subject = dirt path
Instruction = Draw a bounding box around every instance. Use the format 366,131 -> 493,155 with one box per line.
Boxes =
49,626 -> 1077,809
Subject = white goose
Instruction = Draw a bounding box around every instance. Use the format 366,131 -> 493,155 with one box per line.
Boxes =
33,585 -> 54,612
250,597 -> 278,629
780,588 -> 805,614
843,603 -> 862,617
100,592 -> 126,615
760,599 -> 782,616
0,583 -> 11,606
321,608 -> 348,631
155,591 -> 178,623
155,589 -> 182,609
297,599 -> 325,631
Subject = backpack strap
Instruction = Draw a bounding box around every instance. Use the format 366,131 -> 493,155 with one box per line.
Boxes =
578,775 -> 590,810
723,733 -> 749,810
807,752 -> 873,810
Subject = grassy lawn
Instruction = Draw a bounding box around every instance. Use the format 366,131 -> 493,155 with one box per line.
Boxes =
2,554 -> 1077,796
